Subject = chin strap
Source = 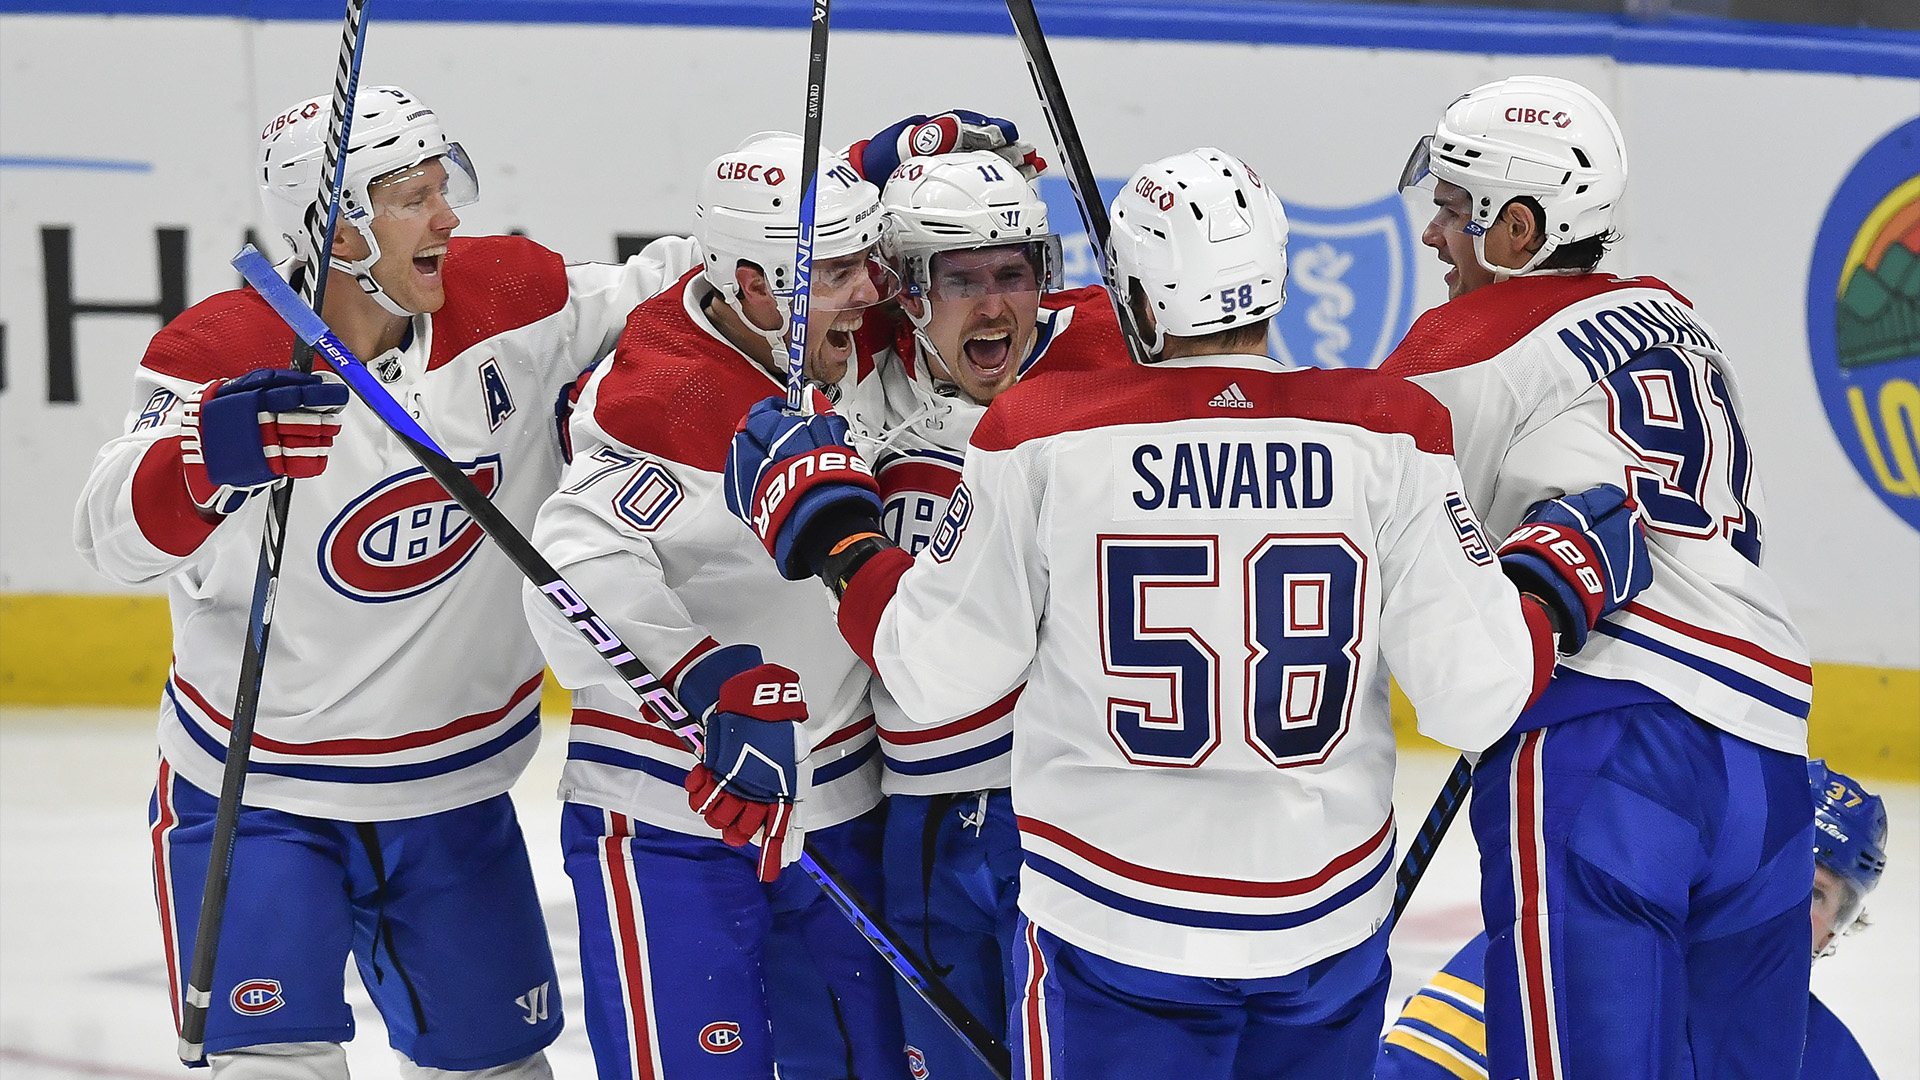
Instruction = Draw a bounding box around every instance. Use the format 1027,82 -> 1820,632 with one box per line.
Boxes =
722,290 -> 793,366
1468,227 -> 1586,284
325,221 -> 415,318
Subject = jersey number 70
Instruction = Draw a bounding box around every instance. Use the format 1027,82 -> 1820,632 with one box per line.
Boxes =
1097,534 -> 1365,769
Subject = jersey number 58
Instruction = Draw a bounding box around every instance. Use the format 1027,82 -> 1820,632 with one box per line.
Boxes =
1098,534 -> 1364,769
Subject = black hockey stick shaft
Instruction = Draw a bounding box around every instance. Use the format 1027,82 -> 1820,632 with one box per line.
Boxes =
1391,754 -> 1472,924
233,246 -> 1012,1080
179,0 -> 368,1063
783,0 -> 831,410
1003,0 -> 1150,367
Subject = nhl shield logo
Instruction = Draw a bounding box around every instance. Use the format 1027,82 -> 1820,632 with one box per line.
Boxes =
1038,179 -> 1415,371
1267,193 -> 1417,371
318,456 -> 502,602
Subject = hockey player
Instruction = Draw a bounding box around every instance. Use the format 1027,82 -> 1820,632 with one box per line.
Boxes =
1386,75 -> 1817,1080
721,146 -> 1651,1078
1378,759 -> 1889,1080
838,150 -> 1129,1080
73,87 -> 700,1078
520,132 -> 908,1080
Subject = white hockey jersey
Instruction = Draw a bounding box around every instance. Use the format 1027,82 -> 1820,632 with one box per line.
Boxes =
524,270 -> 880,838
1381,273 -> 1810,755
838,287 -> 1132,796
837,355 -> 1556,979
73,234 -> 699,820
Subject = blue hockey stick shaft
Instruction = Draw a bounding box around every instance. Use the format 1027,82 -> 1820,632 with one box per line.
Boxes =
784,0 -> 832,410
234,244 -> 1013,1080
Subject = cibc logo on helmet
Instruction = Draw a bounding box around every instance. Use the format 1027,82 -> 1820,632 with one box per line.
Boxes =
262,101 -> 321,141
1504,107 -> 1573,129
715,161 -> 786,187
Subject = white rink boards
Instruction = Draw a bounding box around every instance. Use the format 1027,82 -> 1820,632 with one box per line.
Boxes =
2,709 -> 1914,1078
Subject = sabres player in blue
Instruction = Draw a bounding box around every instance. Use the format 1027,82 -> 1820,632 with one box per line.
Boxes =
1378,760 -> 1890,1080
1385,75 -> 1818,1080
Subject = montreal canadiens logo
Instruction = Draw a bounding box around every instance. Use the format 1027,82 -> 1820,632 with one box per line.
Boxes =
907,1045 -> 929,1079
699,1021 -> 742,1054
230,978 -> 284,1016
318,456 -> 501,603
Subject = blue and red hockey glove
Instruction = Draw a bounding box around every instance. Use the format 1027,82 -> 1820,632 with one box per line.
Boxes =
681,651 -> 809,882
725,396 -> 883,581
181,367 -> 350,515
1497,483 -> 1651,654
848,109 -> 1047,184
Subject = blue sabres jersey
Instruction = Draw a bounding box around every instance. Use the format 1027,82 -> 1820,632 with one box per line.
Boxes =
1379,933 -> 1879,1080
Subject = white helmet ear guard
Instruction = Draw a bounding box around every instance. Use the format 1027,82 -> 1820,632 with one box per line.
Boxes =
258,86 -> 478,316
1400,75 -> 1627,279
1109,147 -> 1288,358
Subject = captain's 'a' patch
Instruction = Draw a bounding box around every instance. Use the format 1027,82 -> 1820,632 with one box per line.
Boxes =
480,358 -> 516,431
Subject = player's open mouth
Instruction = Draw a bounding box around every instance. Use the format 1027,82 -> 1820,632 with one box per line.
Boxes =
412,247 -> 446,281
962,330 -> 1013,378
823,316 -> 863,358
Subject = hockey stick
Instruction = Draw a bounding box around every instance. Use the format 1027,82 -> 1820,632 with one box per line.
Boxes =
232,244 -> 1014,1080
1003,0 -> 1150,367
783,0 -> 831,410
177,0 -> 369,1062
1391,754 -> 1472,924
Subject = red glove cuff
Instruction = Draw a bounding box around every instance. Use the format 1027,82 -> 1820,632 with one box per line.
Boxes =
1499,521 -> 1607,628
748,446 -> 878,552
715,663 -> 809,723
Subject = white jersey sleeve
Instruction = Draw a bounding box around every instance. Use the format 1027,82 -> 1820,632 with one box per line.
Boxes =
842,355 -> 1552,979
1384,274 -> 1811,754
70,235 -> 691,822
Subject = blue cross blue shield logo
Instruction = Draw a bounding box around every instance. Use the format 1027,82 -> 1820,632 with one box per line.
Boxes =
1037,178 -> 1417,371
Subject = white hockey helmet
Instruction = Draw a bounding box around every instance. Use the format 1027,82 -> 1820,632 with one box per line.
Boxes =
1399,75 -> 1627,277
1109,147 -> 1288,357
695,131 -> 888,303
882,150 -> 1062,302
258,85 -> 479,316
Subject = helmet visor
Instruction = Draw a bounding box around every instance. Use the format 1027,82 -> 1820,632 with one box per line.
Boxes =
922,237 -> 1064,301
805,250 -> 903,315
1398,134 -> 1434,193
368,143 -> 480,220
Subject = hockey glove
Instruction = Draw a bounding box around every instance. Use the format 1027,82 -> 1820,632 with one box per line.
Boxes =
849,109 -> 1048,183
182,368 -> 350,515
725,396 -> 883,581
1497,483 -> 1651,655
684,660 -> 808,882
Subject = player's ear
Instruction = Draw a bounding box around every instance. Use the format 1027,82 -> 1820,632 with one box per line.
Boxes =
331,222 -> 370,261
1499,199 -> 1545,256
735,262 -> 773,303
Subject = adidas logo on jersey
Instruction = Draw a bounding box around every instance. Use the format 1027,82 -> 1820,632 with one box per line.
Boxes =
1208,383 -> 1254,409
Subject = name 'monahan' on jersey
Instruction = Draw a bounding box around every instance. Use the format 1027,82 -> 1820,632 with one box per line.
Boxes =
1381,273 -> 1811,755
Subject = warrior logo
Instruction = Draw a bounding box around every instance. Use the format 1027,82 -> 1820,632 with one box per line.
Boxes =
700,1021 -> 743,1054
230,979 -> 284,1016
318,456 -> 501,602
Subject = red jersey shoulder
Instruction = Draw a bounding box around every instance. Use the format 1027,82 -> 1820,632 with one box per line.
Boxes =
1030,286 -> 1129,375
974,363 -> 1452,456
426,235 -> 570,370
1381,273 -> 1691,378
143,288 -> 300,385
589,272 -> 778,470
